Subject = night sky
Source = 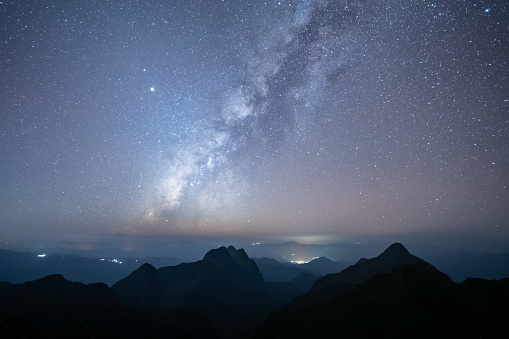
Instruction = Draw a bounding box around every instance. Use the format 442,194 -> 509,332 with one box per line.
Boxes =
1,0 -> 508,256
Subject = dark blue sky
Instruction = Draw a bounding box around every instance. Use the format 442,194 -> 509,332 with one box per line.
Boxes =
1,0 -> 508,256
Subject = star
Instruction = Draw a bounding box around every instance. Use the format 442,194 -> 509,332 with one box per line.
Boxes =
0,0 -> 507,256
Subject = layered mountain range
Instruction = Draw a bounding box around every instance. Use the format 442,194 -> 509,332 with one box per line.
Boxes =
112,246 -> 278,338
1,243 -> 507,338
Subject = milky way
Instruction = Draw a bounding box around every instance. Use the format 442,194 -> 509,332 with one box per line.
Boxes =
1,0 -> 508,253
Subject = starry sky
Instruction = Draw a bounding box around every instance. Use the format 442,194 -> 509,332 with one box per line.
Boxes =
1,0 -> 508,256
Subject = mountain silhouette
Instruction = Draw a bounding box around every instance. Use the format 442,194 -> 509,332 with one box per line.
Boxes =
2,243 -> 508,338
112,245 -> 277,338
111,262 -> 165,308
0,273 -> 117,318
313,242 -> 433,288
0,273 -> 218,338
255,243 -> 509,338
284,242 -> 439,308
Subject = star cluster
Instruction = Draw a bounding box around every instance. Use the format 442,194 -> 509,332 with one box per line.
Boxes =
1,0 -> 508,252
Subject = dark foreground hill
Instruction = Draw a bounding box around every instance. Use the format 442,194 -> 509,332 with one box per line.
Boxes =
0,246 -> 276,338
0,274 -> 217,338
255,243 -> 509,338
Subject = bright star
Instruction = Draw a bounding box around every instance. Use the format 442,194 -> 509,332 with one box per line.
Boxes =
150,87 -> 155,92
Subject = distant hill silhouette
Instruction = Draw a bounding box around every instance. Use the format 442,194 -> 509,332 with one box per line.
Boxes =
299,256 -> 350,275
0,249 -> 181,285
252,256 -> 349,303
253,256 -> 349,282
255,243 -> 509,338
112,245 -> 278,338
252,257 -> 321,281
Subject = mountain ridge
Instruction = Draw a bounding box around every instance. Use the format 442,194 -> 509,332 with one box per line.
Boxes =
112,245 -> 277,338
255,243 -> 509,338
1,243 -> 508,338
312,242 -> 436,290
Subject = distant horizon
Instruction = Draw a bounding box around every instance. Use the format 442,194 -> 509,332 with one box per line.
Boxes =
3,231 -> 509,264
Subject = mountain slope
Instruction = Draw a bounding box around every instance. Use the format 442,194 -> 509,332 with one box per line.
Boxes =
286,242 -> 437,308
112,245 -> 278,338
0,274 -> 218,338
254,243 -> 509,338
313,242 -> 433,289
